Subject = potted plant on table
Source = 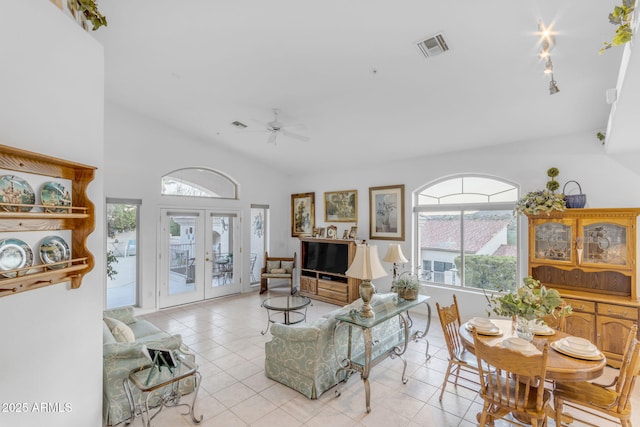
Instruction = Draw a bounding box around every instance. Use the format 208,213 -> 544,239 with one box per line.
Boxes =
486,276 -> 572,341
392,273 -> 420,300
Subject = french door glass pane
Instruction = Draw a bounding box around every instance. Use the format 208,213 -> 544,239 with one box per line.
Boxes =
210,214 -> 234,288
168,215 -> 197,296
106,201 -> 139,309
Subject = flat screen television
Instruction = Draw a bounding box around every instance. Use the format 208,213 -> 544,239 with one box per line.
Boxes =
303,241 -> 349,275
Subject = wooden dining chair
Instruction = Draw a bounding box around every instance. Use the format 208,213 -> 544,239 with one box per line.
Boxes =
473,329 -> 551,426
436,295 -> 481,401
553,327 -> 640,427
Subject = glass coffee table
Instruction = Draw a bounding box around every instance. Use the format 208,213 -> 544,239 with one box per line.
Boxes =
261,295 -> 311,334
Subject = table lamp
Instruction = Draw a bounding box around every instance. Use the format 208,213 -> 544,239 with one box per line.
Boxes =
346,244 -> 387,318
382,243 -> 408,281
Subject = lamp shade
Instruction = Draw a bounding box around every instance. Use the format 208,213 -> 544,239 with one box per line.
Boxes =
346,244 -> 387,280
382,244 -> 408,264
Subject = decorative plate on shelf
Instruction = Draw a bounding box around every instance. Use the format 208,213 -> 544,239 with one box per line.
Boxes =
39,236 -> 71,269
41,181 -> 72,213
0,175 -> 35,212
0,238 -> 34,277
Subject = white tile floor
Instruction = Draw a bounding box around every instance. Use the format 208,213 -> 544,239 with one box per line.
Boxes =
132,289 -> 640,427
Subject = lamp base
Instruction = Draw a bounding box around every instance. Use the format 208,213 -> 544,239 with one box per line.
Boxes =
359,280 -> 376,318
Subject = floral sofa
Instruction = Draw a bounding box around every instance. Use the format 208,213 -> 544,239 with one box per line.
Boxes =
264,293 -> 406,399
102,307 -> 196,426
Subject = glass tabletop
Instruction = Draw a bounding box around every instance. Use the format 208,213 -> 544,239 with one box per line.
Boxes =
262,295 -> 311,311
336,294 -> 427,328
128,356 -> 197,392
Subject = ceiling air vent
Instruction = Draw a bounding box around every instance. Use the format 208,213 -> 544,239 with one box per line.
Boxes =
231,120 -> 247,129
416,33 -> 449,58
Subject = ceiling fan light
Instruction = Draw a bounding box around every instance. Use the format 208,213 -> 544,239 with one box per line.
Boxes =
544,58 -> 553,74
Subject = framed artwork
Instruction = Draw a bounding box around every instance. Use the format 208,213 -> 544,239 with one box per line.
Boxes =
318,227 -> 326,237
369,184 -> 405,241
349,226 -> 358,239
324,190 -> 358,222
342,229 -> 349,239
291,192 -> 315,237
326,225 -> 338,239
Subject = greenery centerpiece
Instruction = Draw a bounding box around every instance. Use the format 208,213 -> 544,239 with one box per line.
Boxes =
486,276 -> 572,340
514,167 -> 566,216
391,273 -> 420,300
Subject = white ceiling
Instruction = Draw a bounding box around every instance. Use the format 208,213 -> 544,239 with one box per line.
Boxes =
95,1 -> 628,175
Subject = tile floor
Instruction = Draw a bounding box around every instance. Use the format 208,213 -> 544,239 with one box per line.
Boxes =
132,289 -> 640,427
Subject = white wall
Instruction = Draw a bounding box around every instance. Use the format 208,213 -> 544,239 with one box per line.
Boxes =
0,2 -> 104,426
287,131 -> 640,318
104,103 -> 291,309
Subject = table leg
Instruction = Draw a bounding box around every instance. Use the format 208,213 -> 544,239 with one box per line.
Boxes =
260,307 -> 271,335
412,302 -> 432,360
362,328 -> 373,413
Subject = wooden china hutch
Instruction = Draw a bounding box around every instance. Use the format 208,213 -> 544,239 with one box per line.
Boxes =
527,208 -> 640,367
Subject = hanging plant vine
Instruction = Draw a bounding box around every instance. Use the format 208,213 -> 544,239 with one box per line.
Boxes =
600,0 -> 636,53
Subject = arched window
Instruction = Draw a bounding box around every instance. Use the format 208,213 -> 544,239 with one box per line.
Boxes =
414,175 -> 518,292
161,168 -> 238,199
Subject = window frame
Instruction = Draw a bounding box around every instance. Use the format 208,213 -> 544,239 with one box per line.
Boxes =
413,174 -> 519,292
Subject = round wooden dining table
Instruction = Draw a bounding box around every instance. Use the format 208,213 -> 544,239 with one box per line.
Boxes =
459,319 -> 606,382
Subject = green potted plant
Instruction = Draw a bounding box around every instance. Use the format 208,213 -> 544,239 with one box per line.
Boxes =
514,167 -> 566,216
600,0 -> 637,54
392,273 -> 420,300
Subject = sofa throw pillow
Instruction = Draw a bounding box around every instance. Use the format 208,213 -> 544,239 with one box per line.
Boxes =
103,317 -> 135,343
266,260 -> 281,273
281,261 -> 294,274
271,268 -> 286,274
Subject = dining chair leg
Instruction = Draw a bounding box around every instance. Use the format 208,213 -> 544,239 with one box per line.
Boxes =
439,360 -> 454,401
554,395 -> 563,427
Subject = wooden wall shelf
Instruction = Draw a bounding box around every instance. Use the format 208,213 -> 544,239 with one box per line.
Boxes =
0,144 -> 96,297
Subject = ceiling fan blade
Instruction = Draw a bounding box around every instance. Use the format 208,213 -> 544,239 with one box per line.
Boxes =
281,129 -> 310,142
267,132 -> 277,145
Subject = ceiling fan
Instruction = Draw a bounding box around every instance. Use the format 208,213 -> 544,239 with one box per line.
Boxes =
254,109 -> 310,145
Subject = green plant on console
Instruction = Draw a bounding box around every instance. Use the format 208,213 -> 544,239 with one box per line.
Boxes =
392,272 -> 420,300
600,0 -> 636,54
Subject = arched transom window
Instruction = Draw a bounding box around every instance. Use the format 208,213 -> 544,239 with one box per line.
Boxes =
161,168 -> 238,199
414,175 -> 518,292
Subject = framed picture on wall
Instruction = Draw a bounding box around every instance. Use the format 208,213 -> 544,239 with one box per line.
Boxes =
324,190 -> 358,222
369,184 -> 404,241
291,192 -> 315,237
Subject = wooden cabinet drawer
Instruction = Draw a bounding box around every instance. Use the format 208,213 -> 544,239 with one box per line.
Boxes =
598,303 -> 638,320
318,279 -> 347,294
563,298 -> 595,313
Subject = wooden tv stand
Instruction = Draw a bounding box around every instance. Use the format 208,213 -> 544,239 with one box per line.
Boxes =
299,237 -> 361,305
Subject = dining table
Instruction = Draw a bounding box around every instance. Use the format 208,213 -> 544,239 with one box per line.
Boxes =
459,318 -> 606,382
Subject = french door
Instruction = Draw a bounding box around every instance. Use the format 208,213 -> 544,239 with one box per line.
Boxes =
159,208 -> 241,308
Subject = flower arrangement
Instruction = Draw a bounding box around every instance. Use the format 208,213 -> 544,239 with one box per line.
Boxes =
486,276 -> 572,321
514,167 -> 566,216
